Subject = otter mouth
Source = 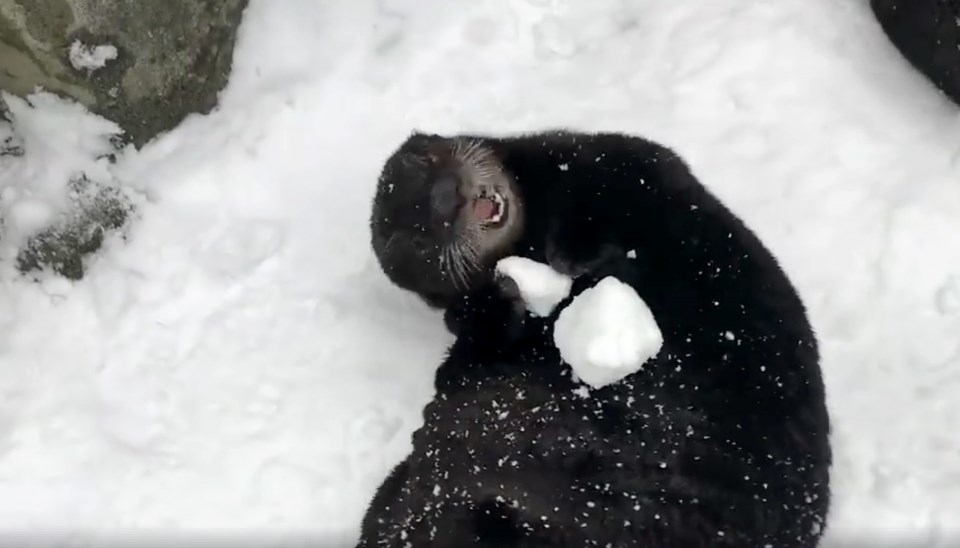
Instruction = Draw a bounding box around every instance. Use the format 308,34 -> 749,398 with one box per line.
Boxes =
471,189 -> 507,227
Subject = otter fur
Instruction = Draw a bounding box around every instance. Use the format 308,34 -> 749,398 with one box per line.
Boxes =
360,130 -> 832,547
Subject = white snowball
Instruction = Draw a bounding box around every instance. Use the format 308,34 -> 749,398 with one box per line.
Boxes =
554,276 -> 663,389
495,256 -> 572,317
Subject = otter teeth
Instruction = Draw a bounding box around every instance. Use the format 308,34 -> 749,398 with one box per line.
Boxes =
489,192 -> 505,224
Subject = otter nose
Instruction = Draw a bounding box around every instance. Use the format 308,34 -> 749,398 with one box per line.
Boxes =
431,174 -> 464,221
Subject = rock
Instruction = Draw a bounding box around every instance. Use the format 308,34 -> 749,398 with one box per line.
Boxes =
1,101 -> 24,157
15,174 -> 134,281
0,0 -> 249,147
871,0 -> 960,106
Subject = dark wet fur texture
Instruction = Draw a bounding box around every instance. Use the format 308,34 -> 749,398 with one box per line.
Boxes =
871,0 -> 960,106
359,131 -> 831,547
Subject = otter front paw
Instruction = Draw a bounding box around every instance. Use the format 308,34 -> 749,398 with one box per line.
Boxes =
443,276 -> 527,339
565,246 -> 641,299
546,237 -> 627,279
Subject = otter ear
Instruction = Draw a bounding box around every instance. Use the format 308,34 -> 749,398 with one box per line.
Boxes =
397,131 -> 435,155
405,130 -> 448,146
405,130 -> 430,144
409,128 -> 445,138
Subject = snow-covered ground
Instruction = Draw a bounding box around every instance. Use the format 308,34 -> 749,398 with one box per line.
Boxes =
1,0 -> 959,546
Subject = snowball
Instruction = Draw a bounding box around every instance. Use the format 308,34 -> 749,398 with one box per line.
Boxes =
495,256 -> 572,317
554,276 -> 663,389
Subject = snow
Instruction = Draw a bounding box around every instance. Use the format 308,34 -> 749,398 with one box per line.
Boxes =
494,256 -> 572,317
0,0 -> 958,546
68,40 -> 119,72
554,276 -> 663,389
5,196 -> 54,235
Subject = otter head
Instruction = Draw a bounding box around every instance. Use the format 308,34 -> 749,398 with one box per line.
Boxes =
370,132 -> 524,309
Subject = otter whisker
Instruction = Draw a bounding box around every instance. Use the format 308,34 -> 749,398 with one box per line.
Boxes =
451,139 -> 470,163
460,241 -> 477,277
453,138 -> 476,158
453,254 -> 471,290
439,245 -> 449,276
445,227 -> 484,292
451,138 -> 509,196
382,232 -> 400,254
453,138 -> 488,168
444,243 -> 465,290
446,245 -> 467,291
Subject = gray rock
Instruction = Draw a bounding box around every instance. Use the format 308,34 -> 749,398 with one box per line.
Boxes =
0,0 -> 249,147
1,98 -> 23,156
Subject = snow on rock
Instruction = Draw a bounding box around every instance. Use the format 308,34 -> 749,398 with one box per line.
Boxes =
554,276 -> 663,389
0,92 -> 133,279
0,119 -> 22,156
495,256 -> 572,317
68,40 -> 119,73
0,91 -> 123,248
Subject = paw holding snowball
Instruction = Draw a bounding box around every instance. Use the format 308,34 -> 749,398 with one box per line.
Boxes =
495,256 -> 572,317
494,256 -> 663,389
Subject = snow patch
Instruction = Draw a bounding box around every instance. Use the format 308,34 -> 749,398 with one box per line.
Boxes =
6,197 -> 54,235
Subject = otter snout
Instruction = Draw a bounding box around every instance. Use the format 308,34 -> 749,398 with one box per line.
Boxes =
430,173 -> 464,222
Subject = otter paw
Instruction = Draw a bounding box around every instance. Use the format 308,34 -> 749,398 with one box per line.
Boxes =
553,276 -> 663,389
443,278 -> 527,339
546,238 -> 626,279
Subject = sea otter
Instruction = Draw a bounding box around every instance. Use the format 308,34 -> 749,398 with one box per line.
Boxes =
361,130 -> 832,547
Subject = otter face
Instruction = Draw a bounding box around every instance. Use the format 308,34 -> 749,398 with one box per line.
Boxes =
370,132 -> 524,309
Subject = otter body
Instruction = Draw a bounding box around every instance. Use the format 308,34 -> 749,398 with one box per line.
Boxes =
362,130 -> 831,547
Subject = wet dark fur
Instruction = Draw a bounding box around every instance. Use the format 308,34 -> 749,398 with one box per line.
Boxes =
360,131 -> 832,547
871,0 -> 960,106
